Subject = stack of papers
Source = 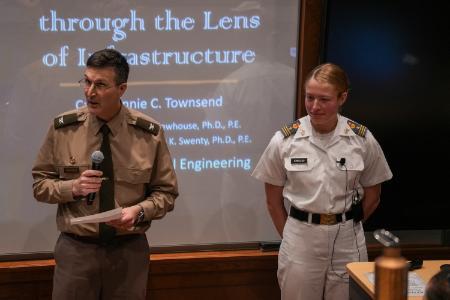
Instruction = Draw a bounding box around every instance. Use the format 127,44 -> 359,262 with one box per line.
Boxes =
70,208 -> 123,225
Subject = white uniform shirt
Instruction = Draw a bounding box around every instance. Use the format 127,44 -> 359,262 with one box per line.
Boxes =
252,115 -> 393,214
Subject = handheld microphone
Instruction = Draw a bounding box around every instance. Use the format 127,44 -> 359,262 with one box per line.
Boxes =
86,150 -> 104,205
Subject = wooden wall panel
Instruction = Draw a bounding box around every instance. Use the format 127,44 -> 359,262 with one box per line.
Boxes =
1,246 -> 450,299
0,250 -> 279,300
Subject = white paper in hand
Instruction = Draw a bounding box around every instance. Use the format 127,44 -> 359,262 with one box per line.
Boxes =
70,208 -> 123,225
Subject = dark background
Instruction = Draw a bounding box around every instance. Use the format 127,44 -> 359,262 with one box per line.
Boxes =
322,0 -> 450,231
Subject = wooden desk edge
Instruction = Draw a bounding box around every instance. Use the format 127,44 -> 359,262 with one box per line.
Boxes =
0,249 -> 278,270
347,262 -> 375,298
347,260 -> 450,300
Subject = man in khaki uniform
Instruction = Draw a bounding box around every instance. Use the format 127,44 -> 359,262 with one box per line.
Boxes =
32,48 -> 178,300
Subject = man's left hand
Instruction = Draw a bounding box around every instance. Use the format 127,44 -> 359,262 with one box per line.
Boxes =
106,205 -> 141,230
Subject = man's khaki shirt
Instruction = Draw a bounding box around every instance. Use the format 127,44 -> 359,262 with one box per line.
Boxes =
32,105 -> 178,236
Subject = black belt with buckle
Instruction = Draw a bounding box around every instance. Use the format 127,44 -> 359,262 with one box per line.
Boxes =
63,232 -> 141,246
289,206 -> 356,225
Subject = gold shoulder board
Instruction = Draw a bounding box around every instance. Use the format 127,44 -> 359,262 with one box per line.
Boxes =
280,120 -> 301,138
347,120 -> 367,137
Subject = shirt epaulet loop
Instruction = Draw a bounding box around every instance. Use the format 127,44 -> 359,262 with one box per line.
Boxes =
54,112 -> 85,129
280,120 -> 301,138
347,120 -> 367,137
129,117 -> 160,136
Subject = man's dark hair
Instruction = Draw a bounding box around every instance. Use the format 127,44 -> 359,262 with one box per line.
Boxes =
86,49 -> 129,85
425,269 -> 450,300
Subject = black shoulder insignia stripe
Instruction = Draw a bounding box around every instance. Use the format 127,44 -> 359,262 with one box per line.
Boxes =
347,120 -> 367,137
135,117 -> 159,136
280,120 -> 301,138
54,113 -> 79,129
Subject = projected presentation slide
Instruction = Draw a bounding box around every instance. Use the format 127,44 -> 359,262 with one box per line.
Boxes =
0,0 -> 298,254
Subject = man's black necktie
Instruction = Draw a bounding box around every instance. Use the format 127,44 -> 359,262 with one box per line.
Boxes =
99,124 -> 116,243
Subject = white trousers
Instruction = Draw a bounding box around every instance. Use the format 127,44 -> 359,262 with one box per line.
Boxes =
278,217 -> 368,300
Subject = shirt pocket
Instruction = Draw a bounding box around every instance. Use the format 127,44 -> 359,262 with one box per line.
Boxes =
57,164 -> 89,179
284,155 -> 318,172
114,167 -> 152,206
115,167 -> 151,184
335,154 -> 365,187
337,155 -> 364,171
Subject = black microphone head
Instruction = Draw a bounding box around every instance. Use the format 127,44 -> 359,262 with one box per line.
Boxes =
91,150 -> 104,164
337,157 -> 346,166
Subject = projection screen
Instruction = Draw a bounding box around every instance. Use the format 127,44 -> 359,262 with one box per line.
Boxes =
0,0 -> 299,255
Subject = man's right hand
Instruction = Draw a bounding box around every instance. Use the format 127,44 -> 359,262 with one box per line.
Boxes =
72,169 -> 103,197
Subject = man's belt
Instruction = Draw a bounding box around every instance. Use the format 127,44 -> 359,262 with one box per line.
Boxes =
289,206 -> 356,225
63,232 -> 141,246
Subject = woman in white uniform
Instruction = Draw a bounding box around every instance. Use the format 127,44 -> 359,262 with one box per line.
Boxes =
252,63 -> 392,300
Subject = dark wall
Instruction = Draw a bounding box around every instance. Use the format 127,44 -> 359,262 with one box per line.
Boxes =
323,1 -> 450,230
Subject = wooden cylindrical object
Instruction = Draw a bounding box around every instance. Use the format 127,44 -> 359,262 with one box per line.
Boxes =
374,247 -> 408,300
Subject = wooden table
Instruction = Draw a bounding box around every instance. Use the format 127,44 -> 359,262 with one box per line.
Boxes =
347,260 -> 450,300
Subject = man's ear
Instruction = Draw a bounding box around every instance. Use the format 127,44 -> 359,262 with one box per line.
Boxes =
119,83 -> 127,96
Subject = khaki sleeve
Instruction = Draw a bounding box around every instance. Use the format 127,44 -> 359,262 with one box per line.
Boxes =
32,125 -> 77,204
140,127 -> 178,220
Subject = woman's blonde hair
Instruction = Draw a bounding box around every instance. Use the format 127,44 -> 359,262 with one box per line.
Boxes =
305,63 -> 350,95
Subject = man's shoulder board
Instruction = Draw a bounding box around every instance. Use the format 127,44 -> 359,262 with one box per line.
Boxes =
54,113 -> 84,129
280,120 -> 301,138
347,120 -> 367,137
133,117 -> 160,136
